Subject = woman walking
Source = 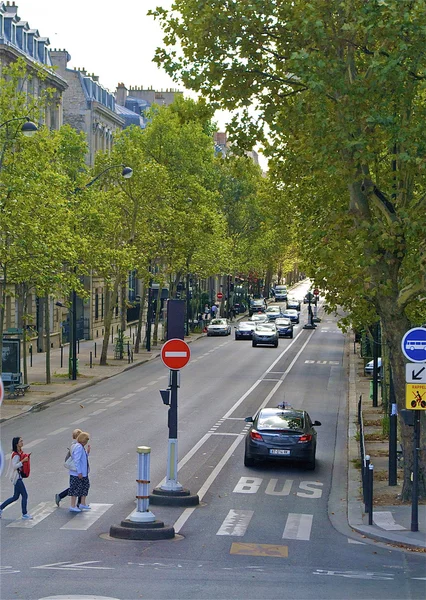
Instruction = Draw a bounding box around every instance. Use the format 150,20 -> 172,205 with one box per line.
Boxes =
0,437 -> 33,520
69,431 -> 91,513
55,428 -> 82,507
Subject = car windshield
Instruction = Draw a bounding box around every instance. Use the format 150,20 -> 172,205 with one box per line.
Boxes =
211,319 -> 225,325
256,323 -> 276,331
276,319 -> 291,325
267,307 -> 280,312
239,322 -> 253,328
257,412 -> 304,431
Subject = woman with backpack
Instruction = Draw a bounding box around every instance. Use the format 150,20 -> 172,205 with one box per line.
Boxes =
0,436 -> 33,520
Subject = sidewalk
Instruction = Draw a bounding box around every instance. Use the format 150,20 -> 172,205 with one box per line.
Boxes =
347,334 -> 426,550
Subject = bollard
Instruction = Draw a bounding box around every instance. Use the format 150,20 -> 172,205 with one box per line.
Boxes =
368,463 -> 374,525
127,341 -> 130,355
60,345 -> 63,368
90,351 -> 92,368
128,447 -> 156,523
131,350 -> 134,363
94,342 -> 97,358
29,345 -> 33,367
133,332 -> 135,344
111,327 -> 114,343
77,339 -> 80,354
364,455 -> 370,509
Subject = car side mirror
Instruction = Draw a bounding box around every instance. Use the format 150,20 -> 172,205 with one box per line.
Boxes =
244,416 -> 254,422
313,420 -> 322,426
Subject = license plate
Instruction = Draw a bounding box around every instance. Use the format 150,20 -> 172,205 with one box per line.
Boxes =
269,449 -> 290,455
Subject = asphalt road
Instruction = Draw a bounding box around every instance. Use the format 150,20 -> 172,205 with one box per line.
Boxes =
1,291 -> 425,600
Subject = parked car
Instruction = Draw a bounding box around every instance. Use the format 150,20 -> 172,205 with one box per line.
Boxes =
249,298 -> 267,316
235,321 -> 255,340
252,323 -> 279,348
275,317 -> 294,338
207,318 -> 231,336
287,297 -> 301,311
364,357 -> 382,377
274,285 -> 288,301
244,406 -> 321,469
266,305 -> 283,321
282,309 -> 300,324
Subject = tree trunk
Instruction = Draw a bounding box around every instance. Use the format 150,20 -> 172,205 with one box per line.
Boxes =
0,266 -> 7,376
134,282 -> 146,354
153,282 -> 162,345
120,276 -> 127,335
20,284 -> 29,385
44,295 -> 51,384
100,278 -> 120,366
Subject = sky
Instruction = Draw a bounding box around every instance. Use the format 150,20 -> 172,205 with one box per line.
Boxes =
15,0 -> 267,168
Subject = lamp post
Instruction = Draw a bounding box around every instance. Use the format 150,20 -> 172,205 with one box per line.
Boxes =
69,164 -> 133,379
0,116 -> 38,171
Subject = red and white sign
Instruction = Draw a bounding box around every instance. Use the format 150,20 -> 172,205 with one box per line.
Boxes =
217,292 -> 223,300
161,339 -> 191,370
313,288 -> 320,296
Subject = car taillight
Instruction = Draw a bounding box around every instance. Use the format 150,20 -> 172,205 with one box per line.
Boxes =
250,430 -> 263,441
298,434 -> 312,443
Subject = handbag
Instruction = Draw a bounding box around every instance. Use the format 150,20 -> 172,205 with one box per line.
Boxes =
64,449 -> 76,471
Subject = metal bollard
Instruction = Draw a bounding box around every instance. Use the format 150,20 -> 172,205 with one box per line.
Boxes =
77,339 -> 80,353
364,455 -> 370,509
133,332 -> 135,344
94,342 -> 97,358
90,351 -> 92,368
128,447 -> 156,523
111,327 -> 114,343
368,463 -> 374,525
29,345 -> 33,367
131,350 -> 134,363
60,345 -> 63,368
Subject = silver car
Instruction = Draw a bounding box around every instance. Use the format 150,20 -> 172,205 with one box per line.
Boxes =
252,322 -> 279,348
207,318 -> 231,336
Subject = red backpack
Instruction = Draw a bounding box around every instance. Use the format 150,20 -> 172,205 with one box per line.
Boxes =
12,451 -> 30,478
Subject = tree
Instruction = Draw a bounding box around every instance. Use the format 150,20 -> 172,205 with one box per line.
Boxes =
152,0 -> 426,498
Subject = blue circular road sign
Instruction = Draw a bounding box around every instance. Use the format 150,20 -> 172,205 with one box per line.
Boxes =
401,327 -> 426,362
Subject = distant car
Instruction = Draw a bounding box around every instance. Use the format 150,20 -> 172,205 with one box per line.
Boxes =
249,298 -> 267,316
266,305 -> 282,321
364,358 -> 382,377
244,406 -> 321,469
274,285 -> 288,301
275,318 -> 294,338
235,321 -> 255,340
252,323 -> 279,348
282,309 -> 300,324
287,297 -> 301,311
248,314 -> 269,324
207,318 -> 231,336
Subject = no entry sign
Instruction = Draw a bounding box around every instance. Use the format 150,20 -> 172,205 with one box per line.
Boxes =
161,338 -> 191,370
217,292 -> 223,300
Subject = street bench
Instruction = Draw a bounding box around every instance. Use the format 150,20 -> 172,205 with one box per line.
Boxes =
7,383 -> 30,398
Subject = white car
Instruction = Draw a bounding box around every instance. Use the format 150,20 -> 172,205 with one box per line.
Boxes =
364,358 -> 382,377
266,306 -> 282,320
282,309 -> 299,324
207,318 -> 232,336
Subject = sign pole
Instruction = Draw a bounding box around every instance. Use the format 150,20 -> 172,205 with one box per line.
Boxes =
161,369 -> 183,492
411,411 -> 420,532
388,369 -> 398,486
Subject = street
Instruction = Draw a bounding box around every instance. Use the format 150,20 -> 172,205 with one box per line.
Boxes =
1,297 -> 425,600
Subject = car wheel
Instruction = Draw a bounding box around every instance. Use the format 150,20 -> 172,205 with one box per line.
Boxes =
306,453 -> 316,470
235,334 -> 239,340
252,341 -> 257,347
290,332 -> 293,339
244,452 -> 255,467
274,341 -> 278,348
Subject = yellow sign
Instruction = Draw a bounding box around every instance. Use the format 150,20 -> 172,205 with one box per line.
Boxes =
230,542 -> 288,558
405,383 -> 426,409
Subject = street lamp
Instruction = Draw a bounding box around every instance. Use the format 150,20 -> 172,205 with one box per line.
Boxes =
0,116 -> 38,137
69,164 -> 133,380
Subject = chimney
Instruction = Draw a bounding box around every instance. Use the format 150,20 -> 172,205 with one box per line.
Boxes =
50,49 -> 71,75
115,82 -> 128,106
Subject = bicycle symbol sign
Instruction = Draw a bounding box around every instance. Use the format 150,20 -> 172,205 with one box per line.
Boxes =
405,383 -> 426,410
401,327 -> 426,362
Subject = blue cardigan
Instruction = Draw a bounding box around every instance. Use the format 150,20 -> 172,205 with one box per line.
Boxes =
70,443 -> 89,477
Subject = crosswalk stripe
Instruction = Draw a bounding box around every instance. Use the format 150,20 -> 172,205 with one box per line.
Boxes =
7,501 -> 57,528
89,409 -> 107,416
373,511 -> 406,531
24,439 -> 45,449
48,428 -> 69,436
60,503 -> 113,530
107,400 -> 122,407
71,417 -> 90,425
282,513 -> 313,540
217,510 -> 254,536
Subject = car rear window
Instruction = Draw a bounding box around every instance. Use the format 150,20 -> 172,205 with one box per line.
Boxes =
257,412 -> 304,431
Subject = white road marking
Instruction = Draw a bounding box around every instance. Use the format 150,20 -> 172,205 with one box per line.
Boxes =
24,439 -> 45,449
33,560 -> 114,570
373,511 -> 406,531
71,417 -> 90,425
211,432 -> 240,436
136,386 -> 147,392
95,397 -> 113,403
121,393 -> 135,399
147,380 -> 158,386
265,479 -> 293,496
62,398 -> 82,404
107,400 -> 122,407
282,513 -> 313,540
89,409 -> 107,416
217,510 -> 254,536
7,501 -> 57,528
313,570 -> 394,580
60,503 -> 113,530
0,566 -> 20,574
48,428 -> 68,436
348,538 -> 365,544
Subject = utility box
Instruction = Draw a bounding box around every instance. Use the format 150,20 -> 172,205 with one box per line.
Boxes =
166,299 -> 185,340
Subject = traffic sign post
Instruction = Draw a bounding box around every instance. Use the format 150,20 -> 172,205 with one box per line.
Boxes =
151,340 -> 199,506
217,292 -> 223,300
401,327 -> 426,533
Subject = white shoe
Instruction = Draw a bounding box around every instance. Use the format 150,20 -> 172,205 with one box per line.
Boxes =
22,514 -> 33,520
69,507 -> 81,513
78,504 -> 91,510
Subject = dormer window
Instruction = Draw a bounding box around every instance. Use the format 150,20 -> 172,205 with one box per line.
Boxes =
11,22 -> 16,44
0,14 -> 3,37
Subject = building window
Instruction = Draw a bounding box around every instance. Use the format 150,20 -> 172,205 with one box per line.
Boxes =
128,271 -> 136,302
101,292 -> 104,319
